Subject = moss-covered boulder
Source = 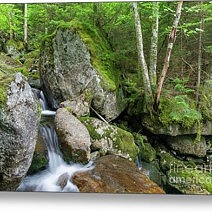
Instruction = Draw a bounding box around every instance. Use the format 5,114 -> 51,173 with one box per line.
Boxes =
40,22 -> 126,121
80,117 -> 139,161
142,91 -> 212,137
158,149 -> 212,194
5,39 -> 23,59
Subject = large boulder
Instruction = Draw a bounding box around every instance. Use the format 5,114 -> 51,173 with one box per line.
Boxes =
80,117 -> 139,161
0,73 -> 40,190
72,155 -> 165,194
55,108 -> 91,163
40,26 -> 126,121
166,135 -> 207,158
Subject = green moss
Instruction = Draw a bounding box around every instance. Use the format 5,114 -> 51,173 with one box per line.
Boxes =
36,100 -> 42,120
167,168 -> 212,194
81,117 -> 139,161
158,150 -> 186,172
80,117 -> 102,140
27,152 -> 48,175
113,127 -> 139,161
135,134 -> 156,163
6,39 -> 24,51
0,73 -> 14,107
66,107 -> 72,113
84,89 -> 93,103
158,95 -> 202,128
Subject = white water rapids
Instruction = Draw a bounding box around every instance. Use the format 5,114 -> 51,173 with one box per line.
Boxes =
17,91 -> 93,192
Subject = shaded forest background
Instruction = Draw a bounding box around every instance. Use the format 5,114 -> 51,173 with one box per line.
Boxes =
0,1 -> 211,120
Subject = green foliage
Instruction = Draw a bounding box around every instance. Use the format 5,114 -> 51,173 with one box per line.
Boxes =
159,95 -> 202,128
0,72 -> 14,107
170,78 -> 195,94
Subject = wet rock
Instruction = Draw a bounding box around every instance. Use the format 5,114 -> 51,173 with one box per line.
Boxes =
27,133 -> 48,175
72,155 -> 165,194
0,73 -> 40,190
56,172 -> 70,189
55,108 -> 91,163
40,27 -> 126,120
81,117 -> 139,161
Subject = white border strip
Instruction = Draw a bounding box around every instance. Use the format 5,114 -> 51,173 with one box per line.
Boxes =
0,0 -> 205,3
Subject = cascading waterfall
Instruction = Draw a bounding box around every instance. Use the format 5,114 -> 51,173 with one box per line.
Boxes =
17,90 -> 93,192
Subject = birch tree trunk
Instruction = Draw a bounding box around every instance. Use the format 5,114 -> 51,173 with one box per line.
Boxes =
154,1 -> 183,111
149,1 -> 159,89
196,1 -> 204,107
132,2 -> 153,109
24,3 -> 28,50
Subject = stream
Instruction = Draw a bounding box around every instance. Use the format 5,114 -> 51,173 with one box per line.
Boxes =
17,90 -> 93,192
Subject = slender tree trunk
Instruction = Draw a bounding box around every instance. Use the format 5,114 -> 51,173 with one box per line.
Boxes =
132,2 -> 153,109
154,1 -> 183,111
196,1 -> 204,108
9,12 -> 13,40
149,1 -> 159,89
24,3 -> 28,50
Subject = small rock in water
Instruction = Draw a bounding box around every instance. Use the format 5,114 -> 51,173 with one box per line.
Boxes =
56,172 -> 70,189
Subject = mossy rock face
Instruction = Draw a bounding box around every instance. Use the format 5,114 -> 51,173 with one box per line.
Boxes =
135,134 -> 156,163
27,134 -> 48,175
158,149 -> 212,194
27,152 -> 48,175
167,167 -> 212,194
5,39 -> 23,59
166,135 -> 207,158
40,23 -> 126,120
158,150 -> 186,173
80,117 -> 139,161
142,114 -> 211,136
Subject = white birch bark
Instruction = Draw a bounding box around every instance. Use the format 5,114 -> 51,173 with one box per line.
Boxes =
132,2 -> 153,108
149,1 -> 159,88
154,1 -> 183,111
196,1 -> 204,107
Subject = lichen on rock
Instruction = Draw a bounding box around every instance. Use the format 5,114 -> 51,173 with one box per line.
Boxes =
80,117 -> 139,161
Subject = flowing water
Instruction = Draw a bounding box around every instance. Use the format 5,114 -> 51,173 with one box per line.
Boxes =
17,90 -> 93,192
